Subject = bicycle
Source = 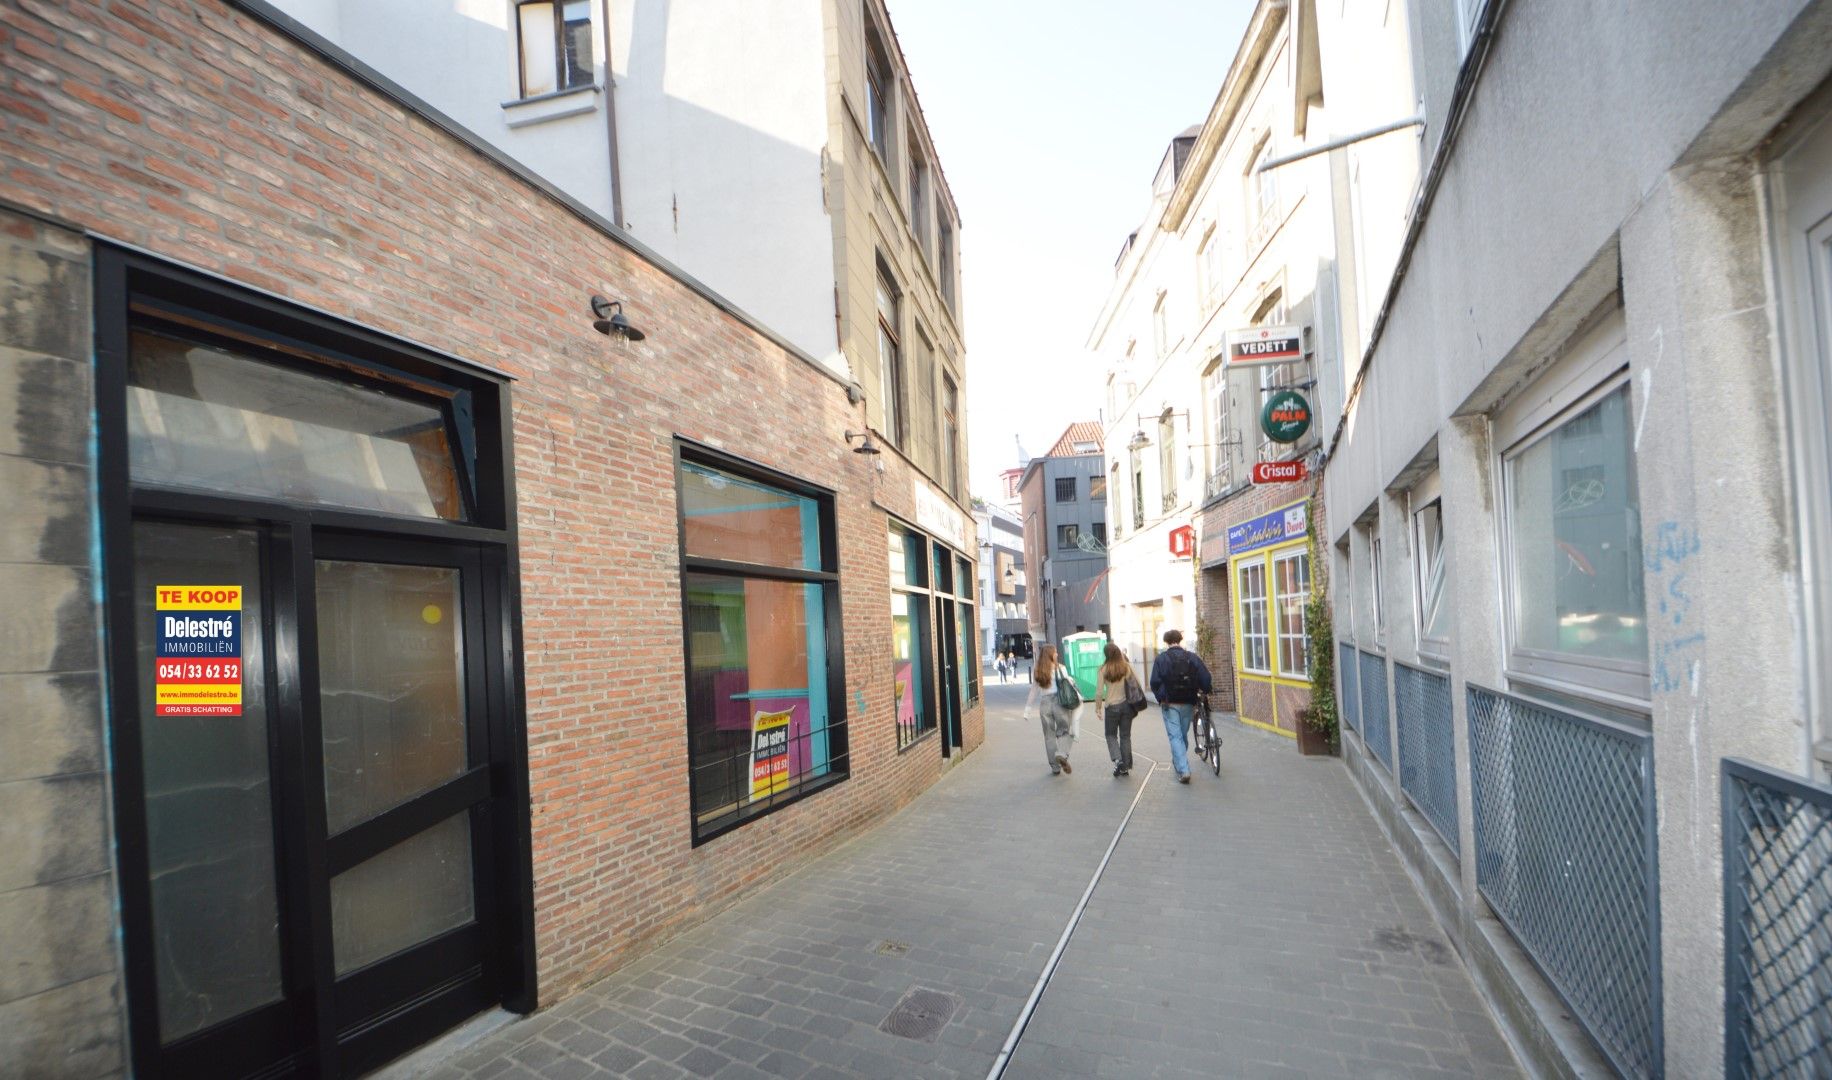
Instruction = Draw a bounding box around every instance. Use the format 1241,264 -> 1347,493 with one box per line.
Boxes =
1188,689 -> 1221,775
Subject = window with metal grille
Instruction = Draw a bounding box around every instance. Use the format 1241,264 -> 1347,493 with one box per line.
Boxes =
1054,476 -> 1075,502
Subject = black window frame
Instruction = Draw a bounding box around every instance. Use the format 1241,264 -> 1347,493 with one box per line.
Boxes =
674,440 -> 849,846
1054,476 -> 1077,503
94,246 -> 536,1080
1058,523 -> 1081,549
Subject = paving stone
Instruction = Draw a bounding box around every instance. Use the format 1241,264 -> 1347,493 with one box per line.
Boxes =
417,684 -> 1519,1080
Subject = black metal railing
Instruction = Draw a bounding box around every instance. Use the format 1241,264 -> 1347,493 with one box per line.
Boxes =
1394,660 -> 1458,854
1467,685 -> 1661,1078
1723,757 -> 1832,1079
1358,649 -> 1391,768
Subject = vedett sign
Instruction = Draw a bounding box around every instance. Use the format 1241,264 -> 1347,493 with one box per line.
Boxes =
1225,325 -> 1303,367
1250,460 -> 1309,485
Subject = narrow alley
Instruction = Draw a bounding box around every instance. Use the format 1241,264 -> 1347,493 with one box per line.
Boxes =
402,683 -> 1518,1080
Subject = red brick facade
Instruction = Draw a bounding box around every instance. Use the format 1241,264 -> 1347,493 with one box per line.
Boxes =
0,0 -> 980,1017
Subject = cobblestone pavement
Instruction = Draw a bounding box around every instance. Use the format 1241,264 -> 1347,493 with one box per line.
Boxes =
406,679 -> 1519,1079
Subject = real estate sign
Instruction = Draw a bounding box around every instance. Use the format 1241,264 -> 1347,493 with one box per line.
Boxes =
154,585 -> 243,716
749,709 -> 792,800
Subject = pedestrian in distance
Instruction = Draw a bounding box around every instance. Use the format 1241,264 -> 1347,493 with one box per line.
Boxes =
997,651 -> 1011,683
1093,642 -> 1147,777
1022,644 -> 1082,775
1149,629 -> 1213,784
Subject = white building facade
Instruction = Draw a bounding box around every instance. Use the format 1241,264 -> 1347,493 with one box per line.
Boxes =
1322,0 -> 1832,1077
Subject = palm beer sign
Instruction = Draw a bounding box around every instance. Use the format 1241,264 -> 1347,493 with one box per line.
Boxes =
1261,389 -> 1312,444
1225,324 -> 1302,368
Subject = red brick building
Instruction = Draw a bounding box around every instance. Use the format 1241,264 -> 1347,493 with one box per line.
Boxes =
0,1 -> 980,1075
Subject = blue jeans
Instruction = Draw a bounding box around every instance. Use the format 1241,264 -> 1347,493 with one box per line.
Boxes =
1161,703 -> 1192,777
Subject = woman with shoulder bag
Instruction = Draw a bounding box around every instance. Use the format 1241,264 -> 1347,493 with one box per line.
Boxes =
1093,642 -> 1145,777
1022,644 -> 1080,775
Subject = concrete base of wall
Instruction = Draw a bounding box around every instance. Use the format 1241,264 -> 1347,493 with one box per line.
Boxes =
1340,731 -> 1619,1080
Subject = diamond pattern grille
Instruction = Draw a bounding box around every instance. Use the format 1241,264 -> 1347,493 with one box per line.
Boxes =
1466,685 -> 1661,1079
1358,649 -> 1391,768
1338,642 -> 1360,733
1724,759 -> 1832,1080
1395,662 -> 1458,855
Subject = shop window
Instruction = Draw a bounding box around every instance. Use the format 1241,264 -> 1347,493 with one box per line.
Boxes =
1055,476 -> 1076,502
957,555 -> 979,704
1503,380 -> 1647,694
1238,560 -> 1270,674
891,526 -> 935,749
680,453 -> 845,843
1274,550 -> 1310,677
517,0 -> 593,99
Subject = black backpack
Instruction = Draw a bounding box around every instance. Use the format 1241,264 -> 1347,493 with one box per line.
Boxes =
1162,649 -> 1199,702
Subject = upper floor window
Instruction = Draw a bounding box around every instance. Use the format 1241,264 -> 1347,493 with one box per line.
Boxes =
1247,134 -> 1277,244
517,1 -> 593,99
1130,448 -> 1145,530
864,14 -> 894,166
875,260 -> 905,447
1058,524 -> 1081,549
942,373 -> 960,498
1158,412 -> 1178,511
1090,475 -> 1107,501
1456,0 -> 1484,54
937,214 -> 956,311
1204,366 -> 1230,497
1055,477 -> 1076,503
908,144 -> 930,255
1197,224 -> 1223,308
1153,292 -> 1169,356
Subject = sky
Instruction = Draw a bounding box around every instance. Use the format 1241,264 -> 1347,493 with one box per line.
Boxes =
890,0 -> 1256,499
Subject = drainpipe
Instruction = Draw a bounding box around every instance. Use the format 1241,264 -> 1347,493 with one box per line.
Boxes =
601,0 -> 625,228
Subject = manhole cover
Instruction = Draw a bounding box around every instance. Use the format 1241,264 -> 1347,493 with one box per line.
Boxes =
872,940 -> 911,956
879,987 -> 957,1042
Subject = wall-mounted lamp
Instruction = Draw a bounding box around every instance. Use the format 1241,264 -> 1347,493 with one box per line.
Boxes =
1127,408 -> 1190,452
843,429 -> 882,455
590,295 -> 646,343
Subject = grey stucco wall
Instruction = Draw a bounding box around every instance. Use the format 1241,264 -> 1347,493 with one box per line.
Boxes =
1322,1 -> 1832,1074
0,208 -> 123,1076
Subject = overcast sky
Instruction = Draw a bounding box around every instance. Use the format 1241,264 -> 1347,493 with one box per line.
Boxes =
891,0 -> 1256,497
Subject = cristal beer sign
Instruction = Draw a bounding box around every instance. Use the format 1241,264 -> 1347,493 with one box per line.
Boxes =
1250,460 -> 1309,485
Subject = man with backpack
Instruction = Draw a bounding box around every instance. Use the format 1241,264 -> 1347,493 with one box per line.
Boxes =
1150,629 -> 1213,784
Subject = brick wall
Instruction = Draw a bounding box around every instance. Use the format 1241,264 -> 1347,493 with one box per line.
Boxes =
0,0 -> 982,1050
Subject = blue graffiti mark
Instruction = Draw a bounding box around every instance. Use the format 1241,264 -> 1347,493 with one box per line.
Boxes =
1645,521 -> 1700,574
1652,632 -> 1707,693
1646,522 -> 1705,692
